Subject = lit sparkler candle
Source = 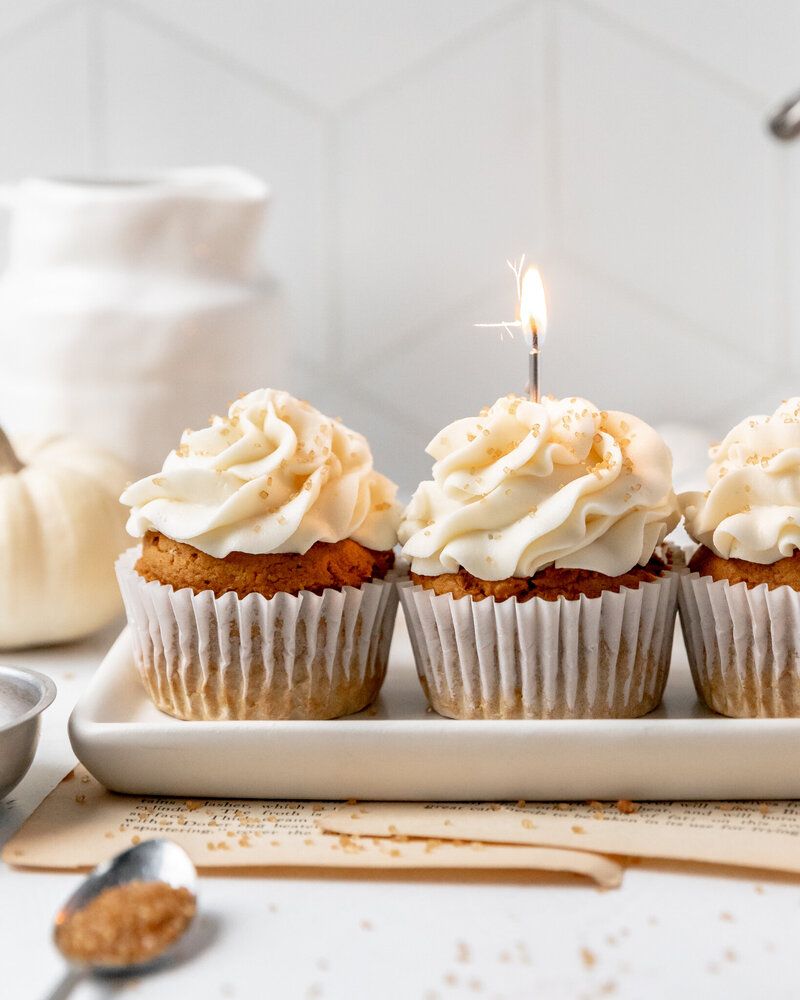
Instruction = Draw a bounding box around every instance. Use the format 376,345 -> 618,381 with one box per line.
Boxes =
519,266 -> 547,403
476,259 -> 548,402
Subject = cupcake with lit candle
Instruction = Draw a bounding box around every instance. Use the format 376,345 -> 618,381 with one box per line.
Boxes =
116,388 -> 402,720
680,398 -> 800,717
398,393 -> 681,719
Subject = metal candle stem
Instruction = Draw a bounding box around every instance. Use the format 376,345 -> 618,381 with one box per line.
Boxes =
529,329 -> 539,403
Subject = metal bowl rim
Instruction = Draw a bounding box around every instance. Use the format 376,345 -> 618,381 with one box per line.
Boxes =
0,663 -> 56,734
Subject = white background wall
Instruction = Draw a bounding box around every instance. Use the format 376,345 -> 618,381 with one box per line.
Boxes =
1,0 -> 799,493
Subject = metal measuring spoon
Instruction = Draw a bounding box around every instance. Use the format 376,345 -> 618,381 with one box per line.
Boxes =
46,839 -> 198,999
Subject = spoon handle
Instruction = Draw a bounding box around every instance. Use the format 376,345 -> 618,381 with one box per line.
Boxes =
41,967 -> 86,1000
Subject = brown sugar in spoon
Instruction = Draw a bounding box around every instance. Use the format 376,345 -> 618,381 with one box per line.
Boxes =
46,839 -> 197,998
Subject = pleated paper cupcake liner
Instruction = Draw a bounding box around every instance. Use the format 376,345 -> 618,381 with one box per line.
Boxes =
115,547 -> 400,721
398,571 -> 680,719
678,570 -> 800,717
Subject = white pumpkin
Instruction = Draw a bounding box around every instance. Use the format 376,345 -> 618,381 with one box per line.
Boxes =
0,427 -> 132,648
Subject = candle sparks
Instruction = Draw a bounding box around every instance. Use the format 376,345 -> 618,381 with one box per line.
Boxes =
475,257 -> 547,349
474,258 -> 523,339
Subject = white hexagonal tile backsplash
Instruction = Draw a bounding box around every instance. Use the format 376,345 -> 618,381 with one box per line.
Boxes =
0,0 -> 797,492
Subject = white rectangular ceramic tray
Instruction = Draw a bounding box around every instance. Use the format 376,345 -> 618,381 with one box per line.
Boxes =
69,615 -> 800,801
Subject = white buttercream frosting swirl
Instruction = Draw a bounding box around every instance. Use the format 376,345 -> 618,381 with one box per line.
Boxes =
121,388 -> 401,557
399,395 -> 679,579
681,397 -> 800,564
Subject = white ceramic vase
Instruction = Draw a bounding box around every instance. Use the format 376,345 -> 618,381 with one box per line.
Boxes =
0,167 -> 284,475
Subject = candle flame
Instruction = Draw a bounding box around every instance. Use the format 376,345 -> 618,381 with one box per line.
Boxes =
519,267 -> 547,350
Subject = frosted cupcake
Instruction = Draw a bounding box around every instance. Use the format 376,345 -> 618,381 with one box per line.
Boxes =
117,389 -> 402,720
398,394 -> 681,719
680,398 -> 800,717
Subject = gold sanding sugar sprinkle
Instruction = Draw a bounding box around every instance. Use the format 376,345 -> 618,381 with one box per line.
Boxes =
616,799 -> 639,814
55,881 -> 196,967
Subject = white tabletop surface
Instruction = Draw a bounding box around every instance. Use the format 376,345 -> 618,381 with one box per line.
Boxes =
2,614 -> 799,1000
